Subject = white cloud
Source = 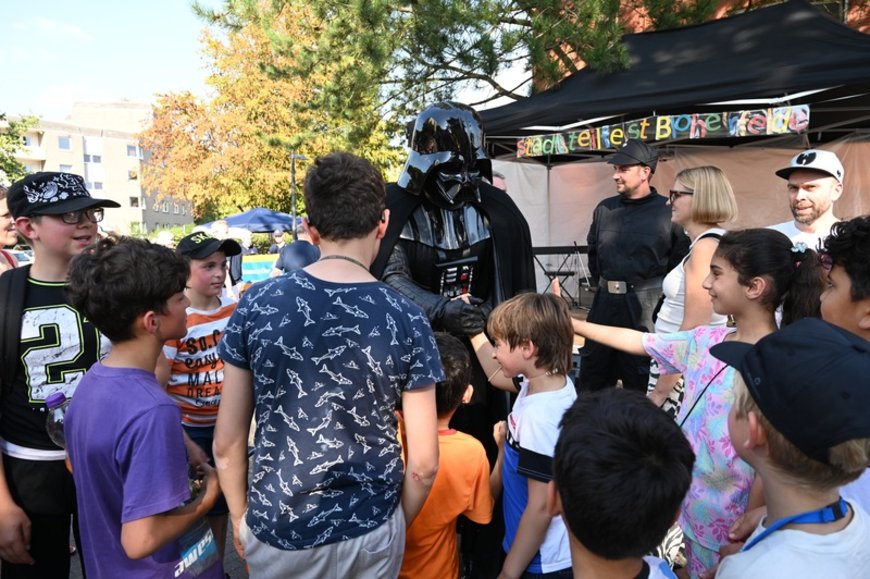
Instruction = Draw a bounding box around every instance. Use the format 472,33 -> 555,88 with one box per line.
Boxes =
2,44 -> 55,64
16,17 -> 92,42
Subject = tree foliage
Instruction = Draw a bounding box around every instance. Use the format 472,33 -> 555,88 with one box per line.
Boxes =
197,0 -> 772,127
140,5 -> 402,219
0,114 -> 38,184
145,0 -> 787,218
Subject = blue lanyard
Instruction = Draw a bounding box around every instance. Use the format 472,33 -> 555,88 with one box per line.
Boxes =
742,498 -> 849,551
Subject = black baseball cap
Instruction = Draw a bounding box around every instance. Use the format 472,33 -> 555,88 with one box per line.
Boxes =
607,139 -> 658,172
176,231 -> 241,259
7,172 -> 121,219
711,318 -> 870,465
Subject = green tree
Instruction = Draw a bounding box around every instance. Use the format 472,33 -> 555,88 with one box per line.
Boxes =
197,0 -> 765,127
140,6 -> 403,218
0,114 -> 38,183
148,0 -> 788,218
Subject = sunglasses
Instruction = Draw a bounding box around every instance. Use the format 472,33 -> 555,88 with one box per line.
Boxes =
668,189 -> 694,203
41,207 -> 105,225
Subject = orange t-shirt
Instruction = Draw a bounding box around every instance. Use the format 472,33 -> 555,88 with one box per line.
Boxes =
163,297 -> 236,427
400,429 -> 493,579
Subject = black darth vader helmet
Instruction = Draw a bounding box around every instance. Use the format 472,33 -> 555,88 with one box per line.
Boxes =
397,102 -> 493,206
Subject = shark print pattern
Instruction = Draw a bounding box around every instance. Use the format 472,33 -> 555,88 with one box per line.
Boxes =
219,270 -> 443,550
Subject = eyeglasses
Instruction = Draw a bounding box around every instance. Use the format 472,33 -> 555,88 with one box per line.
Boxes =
820,252 -> 834,273
43,208 -> 105,225
668,189 -> 694,203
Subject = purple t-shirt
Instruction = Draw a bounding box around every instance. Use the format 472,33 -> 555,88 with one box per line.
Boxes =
66,363 -> 222,578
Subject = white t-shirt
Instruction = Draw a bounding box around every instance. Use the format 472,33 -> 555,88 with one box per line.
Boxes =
842,470 -> 870,514
768,220 -> 831,249
502,376 -> 576,574
644,556 -> 678,579
715,502 -> 870,578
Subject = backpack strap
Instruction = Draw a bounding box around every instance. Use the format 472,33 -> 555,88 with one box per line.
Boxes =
0,265 -> 31,397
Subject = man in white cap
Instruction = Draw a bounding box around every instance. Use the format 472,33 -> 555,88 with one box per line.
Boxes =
770,149 -> 843,248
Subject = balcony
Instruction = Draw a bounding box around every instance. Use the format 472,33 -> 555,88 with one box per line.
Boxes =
15,146 -> 47,161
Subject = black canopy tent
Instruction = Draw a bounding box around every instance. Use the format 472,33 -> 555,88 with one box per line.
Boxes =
480,0 -> 870,162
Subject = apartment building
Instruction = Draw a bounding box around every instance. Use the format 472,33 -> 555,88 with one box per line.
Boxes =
15,101 -> 192,235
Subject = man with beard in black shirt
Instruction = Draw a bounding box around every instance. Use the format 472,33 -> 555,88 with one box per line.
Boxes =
581,139 -> 689,393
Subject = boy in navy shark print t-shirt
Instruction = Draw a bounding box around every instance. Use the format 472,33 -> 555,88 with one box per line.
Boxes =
215,153 -> 442,578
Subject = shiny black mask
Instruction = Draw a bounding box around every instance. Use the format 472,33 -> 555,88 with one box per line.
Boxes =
430,161 -> 482,208
397,102 -> 492,207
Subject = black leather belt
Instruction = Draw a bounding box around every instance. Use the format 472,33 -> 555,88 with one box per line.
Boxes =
599,277 -> 664,295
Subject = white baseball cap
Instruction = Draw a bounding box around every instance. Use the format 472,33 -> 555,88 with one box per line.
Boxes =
775,149 -> 844,183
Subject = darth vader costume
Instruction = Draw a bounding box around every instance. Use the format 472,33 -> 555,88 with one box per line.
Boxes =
372,102 -> 534,445
372,102 -> 534,578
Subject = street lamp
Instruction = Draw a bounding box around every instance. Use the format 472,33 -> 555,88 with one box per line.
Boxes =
290,150 -> 307,241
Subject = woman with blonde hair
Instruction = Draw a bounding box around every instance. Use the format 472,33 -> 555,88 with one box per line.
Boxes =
648,165 -> 738,417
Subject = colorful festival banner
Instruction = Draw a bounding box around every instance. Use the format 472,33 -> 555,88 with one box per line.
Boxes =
516,105 -> 810,158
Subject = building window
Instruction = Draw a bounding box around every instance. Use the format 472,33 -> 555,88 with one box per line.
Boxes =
127,144 -> 138,157
173,203 -> 179,214
128,169 -> 138,180
87,181 -> 103,190
83,154 -> 102,163
129,197 -> 140,208
162,201 -> 169,213
24,164 -> 37,174
153,201 -> 159,212
22,135 -> 33,147
58,136 -> 71,150
182,205 -> 188,216
59,164 -> 73,172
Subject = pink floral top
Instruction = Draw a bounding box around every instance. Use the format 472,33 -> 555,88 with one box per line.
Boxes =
643,326 -> 755,551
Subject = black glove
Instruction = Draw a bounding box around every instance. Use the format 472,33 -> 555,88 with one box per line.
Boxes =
439,297 -> 487,336
477,299 -> 493,325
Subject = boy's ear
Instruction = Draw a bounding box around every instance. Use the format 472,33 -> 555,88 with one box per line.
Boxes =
376,209 -> 390,240
304,219 -> 321,246
462,384 -> 474,404
141,310 -> 159,336
546,480 -> 562,517
520,340 -> 537,360
14,217 -> 38,242
746,410 -> 769,452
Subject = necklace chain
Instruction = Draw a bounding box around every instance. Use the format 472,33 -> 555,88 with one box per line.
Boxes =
319,254 -> 369,271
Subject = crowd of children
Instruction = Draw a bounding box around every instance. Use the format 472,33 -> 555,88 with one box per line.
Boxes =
0,163 -> 868,579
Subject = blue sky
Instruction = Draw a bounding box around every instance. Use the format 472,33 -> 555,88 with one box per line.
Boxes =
0,1 -> 217,121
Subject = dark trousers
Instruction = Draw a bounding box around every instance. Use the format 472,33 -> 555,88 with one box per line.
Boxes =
451,354 -> 509,579
1,454 -> 85,579
579,287 -> 659,393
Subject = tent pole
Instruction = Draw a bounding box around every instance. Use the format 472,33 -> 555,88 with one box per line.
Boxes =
546,155 -> 552,249
290,150 -> 307,241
